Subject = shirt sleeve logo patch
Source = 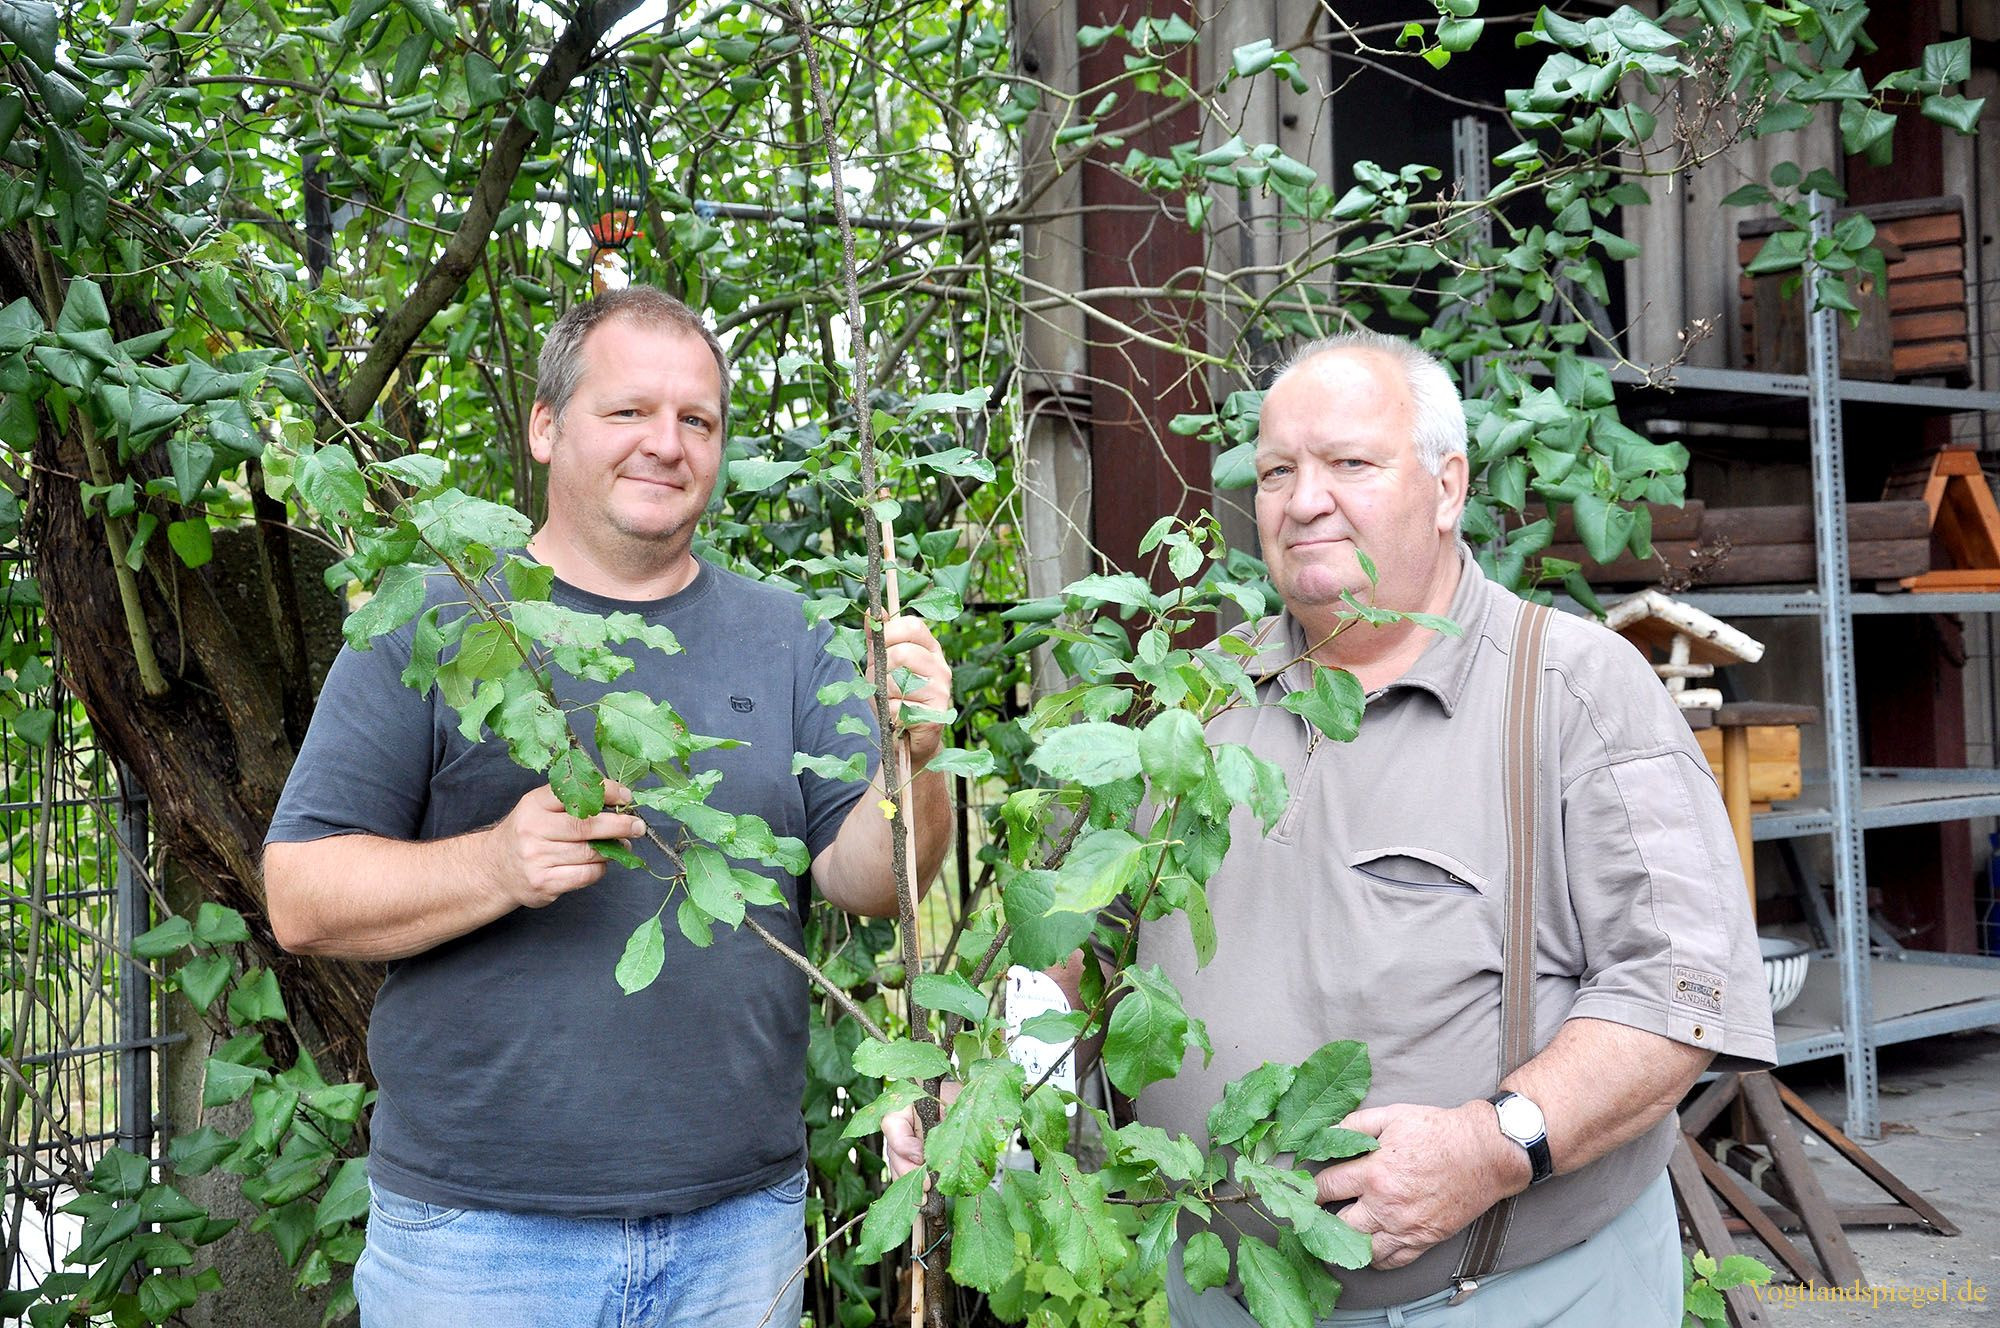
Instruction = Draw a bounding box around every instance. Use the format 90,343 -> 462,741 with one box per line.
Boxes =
1672,965 -> 1726,1014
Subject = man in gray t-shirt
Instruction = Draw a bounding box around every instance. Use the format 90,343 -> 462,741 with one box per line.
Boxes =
265,287 -> 954,1327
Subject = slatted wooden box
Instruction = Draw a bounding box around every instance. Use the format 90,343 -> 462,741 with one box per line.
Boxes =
1737,196 -> 1969,382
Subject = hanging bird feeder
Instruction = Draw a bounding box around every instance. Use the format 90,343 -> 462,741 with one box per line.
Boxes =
566,64 -> 653,293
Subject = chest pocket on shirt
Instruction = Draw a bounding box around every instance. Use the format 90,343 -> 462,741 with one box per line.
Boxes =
1345,846 -> 1489,896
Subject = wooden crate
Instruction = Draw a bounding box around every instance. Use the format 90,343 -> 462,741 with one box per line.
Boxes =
1737,196 -> 1969,382
1538,500 -> 1931,587
1694,724 -> 1801,805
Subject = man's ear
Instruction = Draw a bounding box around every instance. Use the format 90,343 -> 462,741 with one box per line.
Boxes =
528,400 -> 557,465
1435,451 -> 1469,533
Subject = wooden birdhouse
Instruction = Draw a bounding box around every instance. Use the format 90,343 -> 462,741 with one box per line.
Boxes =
1602,589 -> 1766,716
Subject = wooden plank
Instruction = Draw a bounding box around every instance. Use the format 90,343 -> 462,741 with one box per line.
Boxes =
1904,568 -> 2000,590
1889,274 -> 1966,312
1692,1143 -> 1822,1286
1741,1073 -> 1865,1287
1739,194 -> 1963,232
1774,1081 -> 1960,1235
1669,1135 -> 1772,1328
1891,308 -> 1969,340
1699,501 -> 1930,546
1877,211 -> 1964,247
1893,340 -> 1973,373
1520,500 -> 1705,544
1890,245 -> 1965,279
1550,538 -> 1931,586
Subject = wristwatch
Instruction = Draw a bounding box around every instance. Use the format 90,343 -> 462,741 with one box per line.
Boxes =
1487,1091 -> 1554,1186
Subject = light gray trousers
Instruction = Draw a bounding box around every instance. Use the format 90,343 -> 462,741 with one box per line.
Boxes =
1164,1169 -> 1682,1328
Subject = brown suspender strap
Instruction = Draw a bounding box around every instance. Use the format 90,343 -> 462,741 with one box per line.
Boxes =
1450,600 -> 1554,1300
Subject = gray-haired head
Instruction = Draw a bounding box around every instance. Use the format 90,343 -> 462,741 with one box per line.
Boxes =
534,286 -> 731,434
1268,331 -> 1466,474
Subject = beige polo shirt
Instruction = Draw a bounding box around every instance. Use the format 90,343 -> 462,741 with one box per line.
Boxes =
1134,549 -> 1775,1308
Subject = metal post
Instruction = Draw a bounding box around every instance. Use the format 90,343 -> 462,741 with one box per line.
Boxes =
1805,192 -> 1879,1139
1450,115 -> 1492,401
114,763 -> 152,1157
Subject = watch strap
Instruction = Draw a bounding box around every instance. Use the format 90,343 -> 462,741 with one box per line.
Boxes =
1487,1091 -> 1554,1186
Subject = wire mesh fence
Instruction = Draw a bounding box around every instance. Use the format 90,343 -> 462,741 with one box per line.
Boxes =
1,577 -> 157,1297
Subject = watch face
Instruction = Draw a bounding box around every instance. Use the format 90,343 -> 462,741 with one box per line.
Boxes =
1496,1094 -> 1545,1141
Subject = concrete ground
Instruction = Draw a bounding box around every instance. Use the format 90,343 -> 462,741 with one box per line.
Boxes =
1726,1028 -> 2000,1325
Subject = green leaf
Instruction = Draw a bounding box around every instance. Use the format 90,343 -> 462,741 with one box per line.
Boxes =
396,0 -> 455,44
194,901 -> 251,945
682,845 -> 747,926
853,1167 -> 925,1264
226,968 -> 287,1024
1107,1122 -> 1202,1180
1001,868 -> 1097,969
851,1036 -> 950,1083
727,458 -> 804,490
1273,1041 -> 1371,1155
0,0 -> 58,69
1238,1158 -> 1372,1268
1278,665 -> 1364,743
1034,1152 -> 1128,1294
615,916 -> 666,994
167,1127 -> 236,1177
910,972 -> 988,1023
927,1056 -> 1025,1195
1047,827 -> 1147,913
1207,1061 -> 1296,1148
949,1185 -> 1018,1291
1184,1229 -> 1230,1290
465,53 -> 505,109
1028,721 -> 1142,784
1138,708 -> 1209,796
315,1158 -> 370,1231
201,1057 -> 269,1108
548,748 -> 605,817
1921,37 -> 1971,88
132,916 -> 196,959
1238,1235 -> 1313,1328
593,839 -> 644,869
173,954 -> 232,1011
167,519 -> 213,569
840,1080 -> 923,1140
92,1147 -> 150,1198
1103,964 -> 1195,1096
1922,93 -> 1985,135
343,564 -> 432,650
298,445 -> 369,521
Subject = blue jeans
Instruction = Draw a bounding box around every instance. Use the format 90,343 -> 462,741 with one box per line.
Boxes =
354,1170 -> 810,1328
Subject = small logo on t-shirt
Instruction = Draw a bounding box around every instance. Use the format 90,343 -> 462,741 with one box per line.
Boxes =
731,695 -> 754,713
1672,966 -> 1725,1014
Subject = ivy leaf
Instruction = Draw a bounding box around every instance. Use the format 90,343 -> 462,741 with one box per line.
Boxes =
614,916 -> 666,995
927,1056 -> 1025,1195
851,1036 -> 950,1083
225,968 -> 287,1024
1273,1041 -> 1371,1155
193,902 -> 250,945
1277,665 -> 1364,743
201,1057 -> 268,1108
173,955 -> 232,1011
315,1159 -> 370,1232
853,1167 -> 926,1264
1922,93 -> 1985,135
133,916 -> 196,959
1103,964 -> 1196,1096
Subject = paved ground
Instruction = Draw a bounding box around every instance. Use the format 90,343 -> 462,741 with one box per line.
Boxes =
1731,1028 -> 2000,1326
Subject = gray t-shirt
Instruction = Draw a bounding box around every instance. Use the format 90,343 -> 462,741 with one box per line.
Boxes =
266,561 -> 875,1216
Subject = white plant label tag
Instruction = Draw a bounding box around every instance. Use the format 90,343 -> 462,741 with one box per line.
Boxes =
1005,965 -> 1077,1098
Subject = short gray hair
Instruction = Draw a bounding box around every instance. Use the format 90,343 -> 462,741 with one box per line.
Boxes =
535,286 -> 731,433
1269,331 -> 1466,474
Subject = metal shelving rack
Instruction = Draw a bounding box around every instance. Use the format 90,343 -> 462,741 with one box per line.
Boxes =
1594,196 -> 2000,1138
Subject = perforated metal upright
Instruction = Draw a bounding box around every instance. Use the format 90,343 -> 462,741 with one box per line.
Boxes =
1804,192 -> 1880,1138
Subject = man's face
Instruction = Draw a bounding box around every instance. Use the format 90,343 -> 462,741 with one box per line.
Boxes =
528,319 -> 724,563
1253,349 -> 1467,617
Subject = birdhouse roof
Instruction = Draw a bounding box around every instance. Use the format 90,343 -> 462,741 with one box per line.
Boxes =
1601,589 -> 1765,666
